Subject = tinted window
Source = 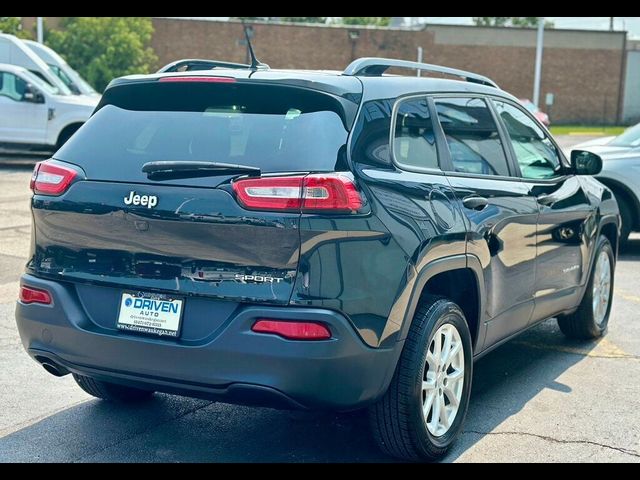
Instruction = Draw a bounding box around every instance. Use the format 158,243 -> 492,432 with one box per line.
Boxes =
393,97 -> 439,170
56,83 -> 349,185
435,97 -> 510,176
0,72 -> 27,101
494,100 -> 562,179
350,99 -> 394,167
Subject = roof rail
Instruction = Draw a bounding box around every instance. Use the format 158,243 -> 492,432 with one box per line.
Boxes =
157,59 -> 253,74
343,57 -> 499,88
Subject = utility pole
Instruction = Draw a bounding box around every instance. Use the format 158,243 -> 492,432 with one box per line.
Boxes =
533,18 -> 544,108
417,46 -> 423,76
36,17 -> 43,43
609,17 -> 614,31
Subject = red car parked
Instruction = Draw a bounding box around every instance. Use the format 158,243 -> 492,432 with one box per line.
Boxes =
519,98 -> 550,126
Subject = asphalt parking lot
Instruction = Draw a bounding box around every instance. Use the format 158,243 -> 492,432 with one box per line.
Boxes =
0,137 -> 639,462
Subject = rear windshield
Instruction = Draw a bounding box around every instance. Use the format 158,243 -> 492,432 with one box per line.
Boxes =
55,82 -> 349,185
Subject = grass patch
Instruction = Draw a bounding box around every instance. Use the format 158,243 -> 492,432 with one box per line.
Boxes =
550,125 -> 626,136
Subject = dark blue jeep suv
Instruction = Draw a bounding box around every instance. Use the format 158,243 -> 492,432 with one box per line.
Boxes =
15,57 -> 619,461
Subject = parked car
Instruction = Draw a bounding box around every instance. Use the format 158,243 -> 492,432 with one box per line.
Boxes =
23,39 -> 100,98
519,98 -> 550,126
16,57 -> 619,461
571,123 -> 640,244
0,33 -> 71,95
0,63 -> 98,153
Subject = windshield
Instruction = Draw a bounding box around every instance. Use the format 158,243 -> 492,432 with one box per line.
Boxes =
48,64 -> 79,94
21,70 -> 66,96
65,69 -> 97,95
53,61 -> 97,95
56,83 -> 350,185
26,68 -> 72,96
610,124 -> 640,147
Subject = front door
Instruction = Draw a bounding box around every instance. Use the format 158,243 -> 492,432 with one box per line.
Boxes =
491,99 -> 595,322
432,96 -> 539,349
0,71 -> 47,145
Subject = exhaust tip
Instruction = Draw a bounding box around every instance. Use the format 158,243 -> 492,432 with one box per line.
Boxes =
34,356 -> 69,377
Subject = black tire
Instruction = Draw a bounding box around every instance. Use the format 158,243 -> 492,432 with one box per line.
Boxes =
616,196 -> 633,245
369,296 -> 473,462
56,124 -> 82,149
558,236 -> 615,339
73,374 -> 154,402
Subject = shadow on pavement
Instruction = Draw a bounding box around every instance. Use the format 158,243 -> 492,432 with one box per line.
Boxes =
445,319 -> 598,461
0,153 -> 47,169
0,318 -> 601,462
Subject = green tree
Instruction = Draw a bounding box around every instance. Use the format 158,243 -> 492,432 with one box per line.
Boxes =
472,17 -> 511,27
231,17 -> 391,26
0,17 -> 33,39
231,17 -> 273,21
340,17 -> 391,26
231,17 -> 327,23
510,17 -> 543,27
46,17 -> 157,92
281,17 -> 327,23
473,17 -> 554,28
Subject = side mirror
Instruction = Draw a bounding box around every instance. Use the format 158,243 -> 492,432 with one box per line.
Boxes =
23,84 -> 45,104
571,149 -> 602,176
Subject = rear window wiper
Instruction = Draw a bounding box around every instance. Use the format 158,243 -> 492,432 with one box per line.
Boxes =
142,161 -> 261,181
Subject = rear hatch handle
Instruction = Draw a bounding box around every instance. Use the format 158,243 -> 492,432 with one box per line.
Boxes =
142,161 -> 261,181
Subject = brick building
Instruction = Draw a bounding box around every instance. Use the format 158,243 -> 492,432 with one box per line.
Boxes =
21,17 -> 633,124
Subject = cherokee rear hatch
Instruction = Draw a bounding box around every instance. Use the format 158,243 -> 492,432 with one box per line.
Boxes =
28,76 -> 362,306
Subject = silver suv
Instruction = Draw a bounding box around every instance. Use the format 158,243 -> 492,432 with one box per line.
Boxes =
572,123 -> 640,244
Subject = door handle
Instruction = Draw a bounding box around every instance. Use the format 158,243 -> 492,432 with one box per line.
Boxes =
462,196 -> 488,211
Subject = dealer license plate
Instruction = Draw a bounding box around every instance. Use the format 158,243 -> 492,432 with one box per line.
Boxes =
117,291 -> 184,338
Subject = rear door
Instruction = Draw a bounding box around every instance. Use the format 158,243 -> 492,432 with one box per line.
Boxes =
432,96 -> 539,349
31,79 -> 357,305
491,98 -> 595,322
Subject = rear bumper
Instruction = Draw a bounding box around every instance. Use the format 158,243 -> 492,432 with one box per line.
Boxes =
15,274 -> 399,410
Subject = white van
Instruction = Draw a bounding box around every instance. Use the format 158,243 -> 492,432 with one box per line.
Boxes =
23,39 -> 100,98
0,63 -> 98,153
0,33 -> 72,95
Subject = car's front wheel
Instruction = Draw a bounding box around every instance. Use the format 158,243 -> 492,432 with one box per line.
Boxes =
558,235 -> 615,339
369,296 -> 473,461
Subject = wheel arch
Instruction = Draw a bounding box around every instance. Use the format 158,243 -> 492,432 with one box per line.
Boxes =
596,177 -> 639,231
599,218 -> 620,259
56,122 -> 85,149
399,255 -> 485,352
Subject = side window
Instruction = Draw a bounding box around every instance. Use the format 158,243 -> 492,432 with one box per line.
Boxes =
0,72 -> 28,102
393,97 -> 439,170
493,100 -> 562,179
350,99 -> 394,168
434,97 -> 510,177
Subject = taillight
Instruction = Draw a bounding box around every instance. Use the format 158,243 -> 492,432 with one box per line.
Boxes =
232,174 -> 363,213
302,175 -> 363,211
31,161 -> 78,196
252,319 -> 331,340
19,285 -> 52,305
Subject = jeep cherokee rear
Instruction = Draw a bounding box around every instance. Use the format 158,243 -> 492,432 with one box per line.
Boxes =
15,57 -> 619,461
